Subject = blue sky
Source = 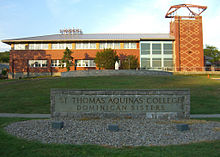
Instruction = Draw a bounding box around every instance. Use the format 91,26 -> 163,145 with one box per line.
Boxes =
0,0 -> 219,51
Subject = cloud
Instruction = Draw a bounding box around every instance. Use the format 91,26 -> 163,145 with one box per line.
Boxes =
0,42 -> 10,52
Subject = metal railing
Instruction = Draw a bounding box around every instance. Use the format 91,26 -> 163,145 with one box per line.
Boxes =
140,66 -> 220,72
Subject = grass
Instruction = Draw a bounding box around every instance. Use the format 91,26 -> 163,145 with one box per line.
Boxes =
0,75 -> 220,114
0,117 -> 220,157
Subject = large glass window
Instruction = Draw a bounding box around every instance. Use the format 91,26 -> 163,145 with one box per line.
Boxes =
29,60 -> 48,68
152,58 -> 161,67
164,58 -> 173,67
141,58 -> 150,69
164,43 -> 173,54
152,43 -> 161,54
141,43 -> 150,55
140,41 -> 173,70
76,60 -> 96,67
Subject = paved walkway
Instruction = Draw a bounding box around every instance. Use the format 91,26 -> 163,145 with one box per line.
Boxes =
0,113 -> 220,119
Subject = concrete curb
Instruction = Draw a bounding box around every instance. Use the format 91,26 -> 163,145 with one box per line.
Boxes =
0,113 -> 50,118
190,114 -> 220,118
0,113 -> 220,119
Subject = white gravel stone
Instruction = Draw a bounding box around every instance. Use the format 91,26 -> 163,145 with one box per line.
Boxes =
4,119 -> 220,147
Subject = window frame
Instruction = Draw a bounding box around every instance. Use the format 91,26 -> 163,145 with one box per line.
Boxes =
75,60 -> 96,67
28,60 -> 48,68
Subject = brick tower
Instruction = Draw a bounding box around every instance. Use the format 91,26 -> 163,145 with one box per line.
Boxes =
166,4 -> 207,71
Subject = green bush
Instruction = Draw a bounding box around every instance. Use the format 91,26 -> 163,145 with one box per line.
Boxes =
0,51 -> 9,63
120,55 -> 139,69
95,49 -> 118,69
1,69 -> 8,76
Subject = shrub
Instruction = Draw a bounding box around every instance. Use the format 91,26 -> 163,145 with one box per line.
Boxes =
95,49 -> 118,69
120,55 -> 139,69
1,69 -> 8,76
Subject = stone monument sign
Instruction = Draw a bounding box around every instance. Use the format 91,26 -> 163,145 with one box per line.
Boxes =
51,89 -> 190,120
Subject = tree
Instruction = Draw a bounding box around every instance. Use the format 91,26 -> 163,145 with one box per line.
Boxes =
94,49 -> 118,69
120,55 -> 139,69
204,45 -> 220,66
61,48 -> 73,71
0,51 -> 9,63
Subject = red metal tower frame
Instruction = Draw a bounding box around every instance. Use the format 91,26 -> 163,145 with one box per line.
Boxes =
165,4 -> 207,18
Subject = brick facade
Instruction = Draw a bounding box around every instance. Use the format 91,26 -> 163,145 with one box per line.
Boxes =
9,47 -> 140,73
170,16 -> 204,71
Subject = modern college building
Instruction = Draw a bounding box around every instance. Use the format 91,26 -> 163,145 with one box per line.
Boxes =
2,4 -> 207,78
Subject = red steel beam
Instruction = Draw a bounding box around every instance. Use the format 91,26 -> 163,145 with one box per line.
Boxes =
165,4 -> 207,18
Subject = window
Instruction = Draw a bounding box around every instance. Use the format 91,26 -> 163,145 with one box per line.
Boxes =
76,60 -> 96,67
164,58 -> 173,67
76,43 -> 97,49
163,43 -> 173,54
152,58 -> 161,67
141,43 -> 150,55
76,43 -> 82,49
124,43 -> 130,49
152,43 -> 161,54
114,42 -> 120,49
14,44 -> 25,50
29,44 -> 35,50
141,58 -> 150,69
90,43 -> 96,49
51,60 -> 66,67
52,43 -> 59,49
98,42 -> 121,49
29,43 -> 49,50
29,60 -> 48,68
131,43 -> 137,49
124,42 -> 137,49
41,43 -> 49,49
99,43 -> 106,49
59,43 -> 65,49
83,43 -> 89,49
140,41 -> 173,70
51,43 -> 72,49
66,43 -> 72,49
107,42 -> 114,49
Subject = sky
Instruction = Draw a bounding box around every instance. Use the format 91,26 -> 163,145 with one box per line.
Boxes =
0,0 -> 219,52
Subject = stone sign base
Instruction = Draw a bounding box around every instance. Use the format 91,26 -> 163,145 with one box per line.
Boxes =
52,112 -> 188,120
51,89 -> 190,120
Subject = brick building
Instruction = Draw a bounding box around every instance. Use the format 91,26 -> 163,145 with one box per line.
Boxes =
1,4 -> 207,78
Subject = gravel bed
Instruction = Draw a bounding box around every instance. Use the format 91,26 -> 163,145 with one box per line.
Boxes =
4,119 -> 220,147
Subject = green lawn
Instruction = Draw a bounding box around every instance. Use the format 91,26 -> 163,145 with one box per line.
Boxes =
0,75 -> 220,114
0,117 -> 220,157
